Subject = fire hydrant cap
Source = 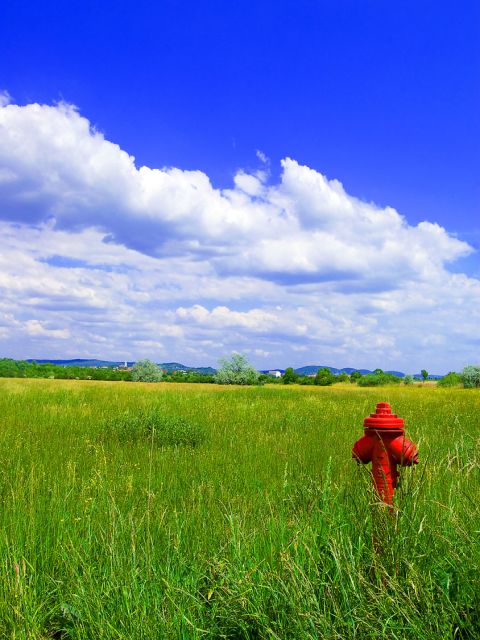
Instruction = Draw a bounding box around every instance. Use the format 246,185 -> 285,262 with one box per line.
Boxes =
364,402 -> 404,432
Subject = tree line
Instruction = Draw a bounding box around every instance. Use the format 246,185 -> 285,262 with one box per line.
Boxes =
0,358 -> 214,383
2,356 -> 479,388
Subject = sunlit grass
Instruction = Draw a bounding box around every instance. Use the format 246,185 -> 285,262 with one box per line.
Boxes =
0,379 -> 478,638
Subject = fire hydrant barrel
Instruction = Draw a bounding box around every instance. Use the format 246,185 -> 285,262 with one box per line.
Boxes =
352,402 -> 418,506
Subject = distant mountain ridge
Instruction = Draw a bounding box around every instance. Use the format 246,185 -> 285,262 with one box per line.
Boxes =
294,365 -> 379,376
160,362 -> 217,375
25,359 -> 444,378
26,358 -> 216,374
269,366 -> 406,377
27,358 -> 129,368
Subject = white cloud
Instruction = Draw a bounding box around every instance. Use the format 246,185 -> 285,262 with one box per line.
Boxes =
0,96 -> 479,372
0,99 -> 471,287
233,171 -> 265,197
0,91 -> 11,107
256,149 -> 268,164
175,305 -> 277,332
25,320 -> 70,339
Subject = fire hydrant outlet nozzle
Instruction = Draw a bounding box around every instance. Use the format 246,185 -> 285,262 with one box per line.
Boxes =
352,402 -> 418,505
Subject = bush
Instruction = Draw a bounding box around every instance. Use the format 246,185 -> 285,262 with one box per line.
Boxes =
314,368 -> 335,386
404,374 -> 414,385
357,372 -> 402,387
437,372 -> 462,388
104,410 -> 205,447
350,371 -> 362,383
283,367 -> 298,385
215,353 -> 260,385
357,374 -> 381,387
461,365 -> 480,388
131,359 -> 163,382
336,372 -> 350,383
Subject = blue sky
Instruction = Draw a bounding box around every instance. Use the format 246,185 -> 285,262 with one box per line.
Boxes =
0,0 -> 479,372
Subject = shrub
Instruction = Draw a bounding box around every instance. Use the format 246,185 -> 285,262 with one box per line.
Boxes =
357,374 -> 381,387
131,359 -> 163,382
215,353 -> 260,385
461,365 -> 480,388
350,371 -> 362,383
336,372 -> 350,383
283,367 -> 298,384
437,372 -> 462,388
358,372 -> 402,387
404,374 -> 414,385
104,410 -> 205,447
314,368 -> 335,386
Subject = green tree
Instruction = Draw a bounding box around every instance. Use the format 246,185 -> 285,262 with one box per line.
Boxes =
314,368 -> 335,386
403,374 -> 414,385
350,371 -> 362,383
282,367 -> 298,385
214,353 -> 260,385
462,365 -> 480,388
421,369 -> 428,381
131,359 -> 163,382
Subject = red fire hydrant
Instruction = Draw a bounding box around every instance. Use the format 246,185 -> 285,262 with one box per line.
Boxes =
352,402 -> 418,506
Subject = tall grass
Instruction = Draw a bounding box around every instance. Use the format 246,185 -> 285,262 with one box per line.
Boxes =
0,379 -> 478,639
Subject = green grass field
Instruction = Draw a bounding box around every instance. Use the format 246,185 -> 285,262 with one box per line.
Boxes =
0,379 -> 478,639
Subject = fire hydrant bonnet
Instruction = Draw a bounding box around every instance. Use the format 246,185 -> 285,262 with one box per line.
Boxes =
363,402 -> 404,433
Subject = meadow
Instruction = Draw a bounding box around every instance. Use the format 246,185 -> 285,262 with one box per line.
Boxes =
0,379 -> 478,639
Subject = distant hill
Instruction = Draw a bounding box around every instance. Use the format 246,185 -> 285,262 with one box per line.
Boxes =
25,358 -> 445,378
159,362 -> 188,371
26,358 -> 130,368
191,367 -> 217,375
160,362 -> 217,375
26,358 -> 217,374
413,373 -> 443,380
293,365 -> 404,377
294,365 -> 338,376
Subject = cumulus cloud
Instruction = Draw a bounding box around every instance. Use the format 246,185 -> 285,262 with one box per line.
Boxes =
175,305 -> 278,332
0,98 -> 471,288
25,320 -> 70,339
0,96 -> 479,372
